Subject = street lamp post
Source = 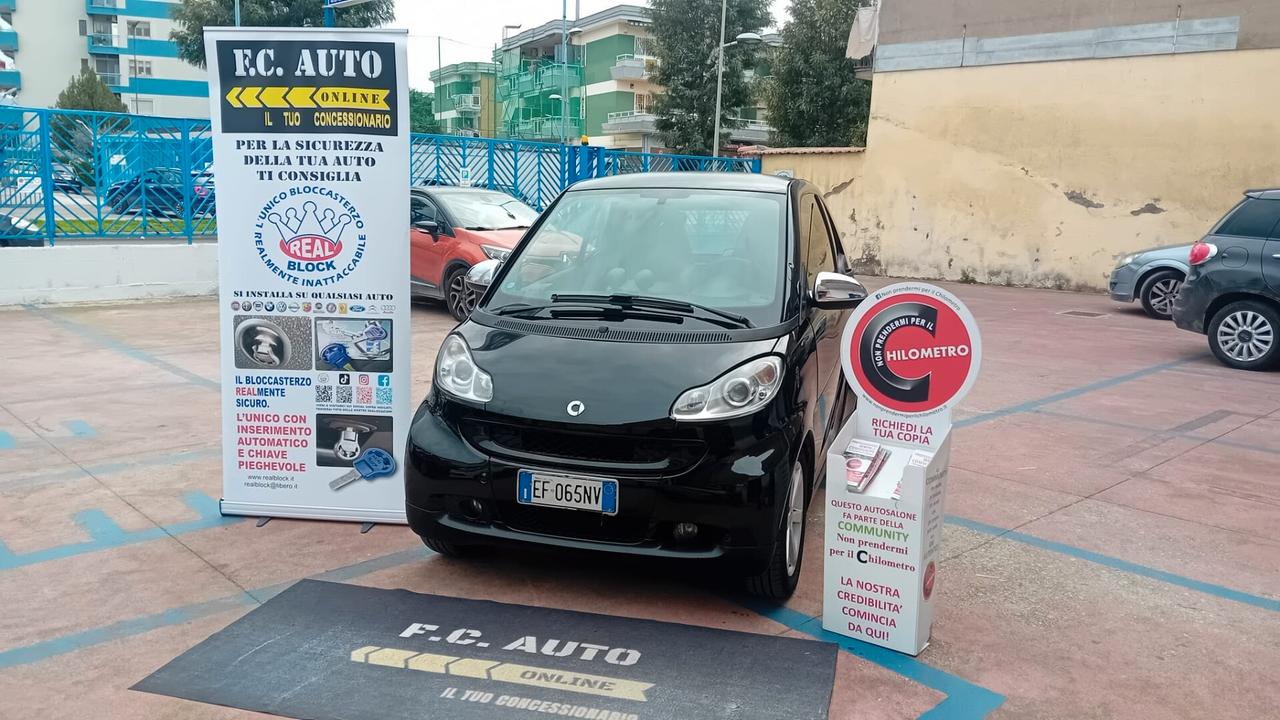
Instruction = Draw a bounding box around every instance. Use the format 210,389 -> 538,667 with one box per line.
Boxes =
560,0 -> 568,144
709,1 -> 763,158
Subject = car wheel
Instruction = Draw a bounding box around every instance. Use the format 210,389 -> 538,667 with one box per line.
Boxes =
421,534 -> 472,557
1139,269 -> 1183,320
445,266 -> 477,321
746,456 -> 807,601
1208,300 -> 1280,371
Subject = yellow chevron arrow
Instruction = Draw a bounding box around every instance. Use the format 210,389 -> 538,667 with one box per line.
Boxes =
285,86 -> 316,108
224,87 -> 243,108
238,87 -> 263,108
312,87 -> 390,110
258,86 -> 289,108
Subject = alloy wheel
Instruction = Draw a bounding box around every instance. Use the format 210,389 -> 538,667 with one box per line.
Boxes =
1147,278 -> 1181,316
447,271 -> 477,319
784,461 -> 805,577
1216,310 -> 1274,362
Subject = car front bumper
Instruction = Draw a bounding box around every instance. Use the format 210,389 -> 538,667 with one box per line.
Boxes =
404,392 -> 796,573
1109,264 -> 1138,302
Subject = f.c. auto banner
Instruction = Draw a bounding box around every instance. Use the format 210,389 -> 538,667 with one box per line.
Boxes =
839,283 -> 981,450
207,28 -> 410,523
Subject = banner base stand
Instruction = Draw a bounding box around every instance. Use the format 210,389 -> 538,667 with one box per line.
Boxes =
220,500 -> 407,525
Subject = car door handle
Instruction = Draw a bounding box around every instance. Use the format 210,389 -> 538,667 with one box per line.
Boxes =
1273,254 -> 1280,259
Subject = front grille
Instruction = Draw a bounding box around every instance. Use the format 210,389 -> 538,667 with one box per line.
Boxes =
462,420 -> 705,472
497,502 -> 650,544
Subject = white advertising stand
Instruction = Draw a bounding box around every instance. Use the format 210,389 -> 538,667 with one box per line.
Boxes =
823,282 -> 981,655
207,27 -> 411,523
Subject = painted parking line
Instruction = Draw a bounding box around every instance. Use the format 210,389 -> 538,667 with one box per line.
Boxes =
945,516 -> 1280,613
0,492 -> 241,571
22,304 -> 219,391
955,357 -> 1196,428
62,420 -> 97,438
0,447 -> 220,490
742,600 -> 1005,720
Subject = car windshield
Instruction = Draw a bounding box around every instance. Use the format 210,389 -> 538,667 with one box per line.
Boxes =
484,187 -> 787,328
437,191 -> 538,230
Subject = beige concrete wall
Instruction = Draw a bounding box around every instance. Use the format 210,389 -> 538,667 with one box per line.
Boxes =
761,48 -> 1280,291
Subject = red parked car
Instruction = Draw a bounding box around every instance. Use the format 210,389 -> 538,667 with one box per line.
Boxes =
410,187 -> 540,319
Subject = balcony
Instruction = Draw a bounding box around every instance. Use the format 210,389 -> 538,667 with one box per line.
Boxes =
0,29 -> 15,52
610,54 -> 655,81
98,71 -> 122,89
452,93 -> 481,115
535,63 -> 582,92
0,68 -> 19,89
86,0 -> 122,14
727,119 -> 772,144
87,32 -> 124,53
602,110 -> 657,135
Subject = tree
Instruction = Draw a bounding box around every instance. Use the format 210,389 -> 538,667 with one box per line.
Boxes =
171,0 -> 396,68
409,90 -> 440,134
54,68 -> 128,113
650,0 -> 771,155
764,0 -> 872,147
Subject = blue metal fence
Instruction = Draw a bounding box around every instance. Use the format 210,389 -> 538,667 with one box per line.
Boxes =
0,106 -> 761,245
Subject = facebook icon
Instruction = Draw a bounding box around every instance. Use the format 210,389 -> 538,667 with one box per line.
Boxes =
377,375 -> 391,387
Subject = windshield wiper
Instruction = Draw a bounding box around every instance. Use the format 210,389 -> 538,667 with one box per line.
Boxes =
488,301 -> 682,325
550,293 -> 752,328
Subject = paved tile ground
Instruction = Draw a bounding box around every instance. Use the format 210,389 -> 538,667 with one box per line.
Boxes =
1,281 -> 1277,719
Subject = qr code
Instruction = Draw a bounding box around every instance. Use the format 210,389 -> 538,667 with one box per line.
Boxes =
356,386 -> 373,404
316,385 -> 334,403
375,387 -> 392,405
336,386 -> 353,404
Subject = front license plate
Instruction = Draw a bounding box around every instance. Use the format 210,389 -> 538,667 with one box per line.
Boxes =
517,470 -> 618,515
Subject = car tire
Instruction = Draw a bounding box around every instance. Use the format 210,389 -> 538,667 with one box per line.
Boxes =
1208,300 -> 1280,371
746,456 -> 807,601
421,534 -> 472,557
445,266 -> 477,321
1139,269 -> 1183,320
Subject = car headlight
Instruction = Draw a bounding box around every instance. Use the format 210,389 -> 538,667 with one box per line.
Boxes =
671,356 -> 783,421
482,245 -> 510,262
1117,254 -> 1137,268
435,334 -> 493,402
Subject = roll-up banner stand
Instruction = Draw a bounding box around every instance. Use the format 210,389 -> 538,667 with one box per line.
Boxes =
207,27 -> 411,523
823,283 -> 981,655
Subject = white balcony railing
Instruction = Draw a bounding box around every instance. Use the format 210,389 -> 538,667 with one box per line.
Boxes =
602,109 -> 658,134
610,53 -> 655,81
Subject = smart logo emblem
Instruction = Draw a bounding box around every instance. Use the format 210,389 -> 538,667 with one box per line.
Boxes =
255,186 -> 367,287
841,284 -> 981,416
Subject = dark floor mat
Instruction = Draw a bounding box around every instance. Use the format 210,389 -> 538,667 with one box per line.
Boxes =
134,579 -> 836,720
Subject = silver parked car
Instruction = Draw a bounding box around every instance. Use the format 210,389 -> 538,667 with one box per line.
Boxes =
1109,245 -> 1192,319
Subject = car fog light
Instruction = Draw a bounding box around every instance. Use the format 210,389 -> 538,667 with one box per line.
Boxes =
462,499 -> 485,519
673,522 -> 699,540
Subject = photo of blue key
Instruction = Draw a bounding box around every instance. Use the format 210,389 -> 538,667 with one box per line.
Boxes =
329,448 -> 396,491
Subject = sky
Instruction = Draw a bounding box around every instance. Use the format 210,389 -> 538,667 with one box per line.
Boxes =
392,1 -> 791,91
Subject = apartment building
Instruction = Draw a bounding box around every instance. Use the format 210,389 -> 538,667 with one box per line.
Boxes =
7,0 -> 208,117
496,3 -> 772,150
429,61 -> 498,137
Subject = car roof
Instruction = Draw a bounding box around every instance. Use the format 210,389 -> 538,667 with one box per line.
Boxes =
412,185 -> 509,195
1244,188 -> 1280,200
567,172 -> 792,194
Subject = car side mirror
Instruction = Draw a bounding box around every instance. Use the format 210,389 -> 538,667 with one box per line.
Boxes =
813,271 -> 867,309
413,218 -> 439,235
466,258 -> 501,297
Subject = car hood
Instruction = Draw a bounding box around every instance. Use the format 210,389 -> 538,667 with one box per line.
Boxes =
455,228 -> 526,248
1131,244 -> 1194,262
453,321 -> 782,425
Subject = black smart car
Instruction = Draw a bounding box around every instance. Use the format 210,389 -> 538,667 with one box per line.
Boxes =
406,173 -> 867,599
1172,188 -> 1280,370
